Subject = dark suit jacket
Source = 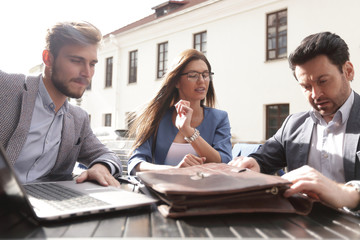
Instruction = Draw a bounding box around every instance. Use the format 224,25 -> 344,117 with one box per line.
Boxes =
0,70 -> 121,177
250,92 -> 360,182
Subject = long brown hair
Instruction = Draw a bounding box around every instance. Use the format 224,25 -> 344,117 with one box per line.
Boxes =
129,49 -> 216,153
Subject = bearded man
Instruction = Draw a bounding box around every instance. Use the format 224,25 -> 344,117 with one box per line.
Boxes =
0,21 -> 121,187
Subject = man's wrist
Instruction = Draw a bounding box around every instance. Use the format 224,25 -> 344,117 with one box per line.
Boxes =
343,181 -> 360,210
94,162 -> 114,174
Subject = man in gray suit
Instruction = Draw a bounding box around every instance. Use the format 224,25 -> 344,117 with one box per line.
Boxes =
230,32 -> 360,213
0,21 -> 121,187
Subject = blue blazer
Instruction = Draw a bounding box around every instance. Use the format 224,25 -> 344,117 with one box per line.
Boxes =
128,107 -> 232,175
250,91 -> 360,182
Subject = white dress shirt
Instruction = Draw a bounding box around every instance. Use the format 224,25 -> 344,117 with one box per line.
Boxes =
308,91 -> 354,183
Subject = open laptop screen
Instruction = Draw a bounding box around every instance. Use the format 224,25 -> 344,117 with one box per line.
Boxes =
0,144 -> 35,219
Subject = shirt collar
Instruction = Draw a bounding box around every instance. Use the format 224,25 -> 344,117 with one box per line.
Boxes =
310,90 -> 354,125
39,76 -> 69,114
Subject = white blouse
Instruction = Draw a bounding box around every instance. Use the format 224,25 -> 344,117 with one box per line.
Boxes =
164,142 -> 198,166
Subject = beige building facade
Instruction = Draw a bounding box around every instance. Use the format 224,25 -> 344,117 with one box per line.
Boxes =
79,0 -> 360,143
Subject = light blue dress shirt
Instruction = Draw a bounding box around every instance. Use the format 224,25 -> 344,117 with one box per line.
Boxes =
14,77 -> 117,183
14,78 -> 67,183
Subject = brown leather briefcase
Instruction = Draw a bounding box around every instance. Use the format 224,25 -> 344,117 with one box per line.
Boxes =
137,163 -> 314,218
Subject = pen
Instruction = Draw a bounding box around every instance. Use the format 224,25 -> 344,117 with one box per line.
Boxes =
231,168 -> 247,173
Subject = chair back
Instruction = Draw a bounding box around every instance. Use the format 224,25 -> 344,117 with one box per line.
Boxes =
232,143 -> 262,158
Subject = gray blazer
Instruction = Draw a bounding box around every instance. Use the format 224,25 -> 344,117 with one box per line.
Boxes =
0,70 -> 121,177
250,91 -> 360,182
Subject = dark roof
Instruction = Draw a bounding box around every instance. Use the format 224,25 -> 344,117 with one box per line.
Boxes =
104,0 -> 209,38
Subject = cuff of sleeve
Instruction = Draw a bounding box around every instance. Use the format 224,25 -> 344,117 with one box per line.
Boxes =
89,160 -> 119,175
343,181 -> 360,214
128,161 -> 142,176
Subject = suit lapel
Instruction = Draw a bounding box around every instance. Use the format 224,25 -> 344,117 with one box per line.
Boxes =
155,109 -> 178,164
297,116 -> 314,168
343,92 -> 360,181
6,75 -> 39,165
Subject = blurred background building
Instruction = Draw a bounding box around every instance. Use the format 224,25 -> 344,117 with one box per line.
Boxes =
67,0 -> 360,143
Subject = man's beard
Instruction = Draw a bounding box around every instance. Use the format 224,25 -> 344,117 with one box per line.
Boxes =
51,66 -> 86,99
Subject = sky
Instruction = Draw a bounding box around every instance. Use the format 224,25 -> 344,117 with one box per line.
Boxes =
0,0 -> 165,74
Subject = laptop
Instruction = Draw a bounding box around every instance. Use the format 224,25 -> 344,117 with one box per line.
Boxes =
0,144 -> 157,221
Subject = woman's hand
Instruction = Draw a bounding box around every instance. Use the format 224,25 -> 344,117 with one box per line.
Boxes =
176,154 -> 205,168
175,100 -> 194,137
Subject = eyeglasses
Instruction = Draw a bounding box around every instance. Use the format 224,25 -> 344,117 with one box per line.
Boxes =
180,71 -> 214,82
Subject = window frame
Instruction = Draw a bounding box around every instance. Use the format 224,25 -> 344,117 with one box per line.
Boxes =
157,42 -> 168,79
104,113 -> 112,127
125,111 -> 136,130
129,50 -> 138,84
193,31 -> 207,54
266,9 -> 287,61
105,57 -> 113,88
265,104 -> 289,139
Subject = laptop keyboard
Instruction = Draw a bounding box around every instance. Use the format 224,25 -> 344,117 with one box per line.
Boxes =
24,183 -> 109,211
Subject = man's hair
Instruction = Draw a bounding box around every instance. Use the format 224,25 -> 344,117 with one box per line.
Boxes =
45,21 -> 102,59
288,32 -> 349,76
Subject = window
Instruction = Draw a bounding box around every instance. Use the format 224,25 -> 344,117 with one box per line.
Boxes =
129,50 -> 138,84
104,113 -> 112,127
86,81 -> 91,90
266,104 -> 289,139
105,57 -> 113,87
157,42 -> 168,78
126,112 -> 136,130
266,9 -> 287,60
194,31 -> 207,54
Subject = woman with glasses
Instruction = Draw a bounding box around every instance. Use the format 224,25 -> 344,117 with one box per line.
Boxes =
127,49 -> 232,174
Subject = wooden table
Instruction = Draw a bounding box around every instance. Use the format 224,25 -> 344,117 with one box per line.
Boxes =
1,170 -> 360,239
1,188 -> 360,239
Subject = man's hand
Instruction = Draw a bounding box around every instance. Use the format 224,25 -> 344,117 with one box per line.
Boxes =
228,156 -> 260,172
282,165 -> 360,209
76,163 -> 120,188
176,154 -> 205,168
